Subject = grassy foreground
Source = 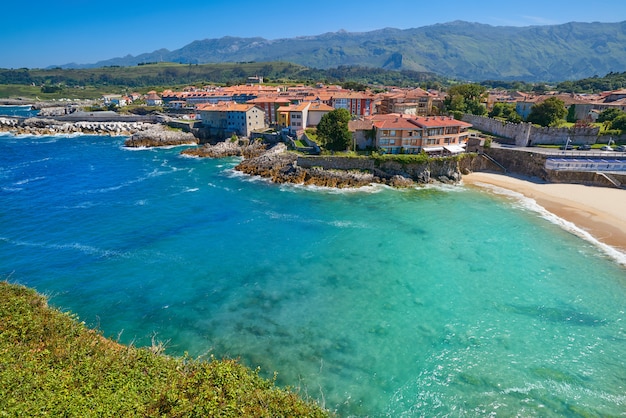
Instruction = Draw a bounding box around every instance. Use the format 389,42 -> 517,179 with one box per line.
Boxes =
0,281 -> 328,417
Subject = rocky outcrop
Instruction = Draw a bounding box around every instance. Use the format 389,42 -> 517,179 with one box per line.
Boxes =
235,144 -> 379,188
232,144 -> 464,188
124,125 -> 198,147
181,139 -> 267,158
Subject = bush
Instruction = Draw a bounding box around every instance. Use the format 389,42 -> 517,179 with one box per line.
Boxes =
0,281 -> 328,417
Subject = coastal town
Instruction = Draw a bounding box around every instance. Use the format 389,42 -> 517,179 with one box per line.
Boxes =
2,77 -> 626,189
3,4 -> 626,416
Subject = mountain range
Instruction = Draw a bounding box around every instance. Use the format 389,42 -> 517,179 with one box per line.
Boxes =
58,20 -> 626,82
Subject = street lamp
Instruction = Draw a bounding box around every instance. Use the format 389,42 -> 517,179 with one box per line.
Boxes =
562,136 -> 570,153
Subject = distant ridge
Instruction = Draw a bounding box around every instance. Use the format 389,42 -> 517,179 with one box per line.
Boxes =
54,20 -> 626,82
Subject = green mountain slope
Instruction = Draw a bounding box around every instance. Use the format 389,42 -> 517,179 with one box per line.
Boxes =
57,21 -> 626,82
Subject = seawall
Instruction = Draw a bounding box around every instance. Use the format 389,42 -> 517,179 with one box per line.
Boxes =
471,147 -> 626,188
296,155 -> 463,183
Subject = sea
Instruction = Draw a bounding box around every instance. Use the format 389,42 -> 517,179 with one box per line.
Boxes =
1,107 -> 625,417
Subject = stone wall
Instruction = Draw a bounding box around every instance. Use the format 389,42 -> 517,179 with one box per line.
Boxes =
462,114 -> 600,146
297,156 -> 375,171
296,156 -> 463,183
473,147 -> 625,188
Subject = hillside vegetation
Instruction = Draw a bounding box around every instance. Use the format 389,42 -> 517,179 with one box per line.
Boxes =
0,61 -> 445,93
49,21 -> 626,82
0,281 -> 328,417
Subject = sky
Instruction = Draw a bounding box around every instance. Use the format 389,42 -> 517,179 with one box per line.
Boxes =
2,0 -> 626,69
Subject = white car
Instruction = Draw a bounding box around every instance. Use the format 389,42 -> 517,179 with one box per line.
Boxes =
601,145 -> 613,151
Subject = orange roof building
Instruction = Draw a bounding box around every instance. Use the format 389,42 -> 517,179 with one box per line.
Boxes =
197,102 -> 266,138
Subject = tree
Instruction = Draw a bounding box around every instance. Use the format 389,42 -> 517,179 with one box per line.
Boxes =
444,83 -> 487,115
342,81 -> 368,91
597,108 -> 624,123
316,108 -> 352,151
566,104 -> 577,123
610,114 -> 626,132
489,102 -> 522,123
526,97 -> 567,127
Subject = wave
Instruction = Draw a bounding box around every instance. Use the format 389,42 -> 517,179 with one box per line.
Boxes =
79,168 -> 175,194
121,145 -> 154,152
2,186 -> 23,192
261,209 -> 367,229
14,176 -> 46,186
57,201 -> 101,210
472,182 -> 626,267
0,236 -> 128,259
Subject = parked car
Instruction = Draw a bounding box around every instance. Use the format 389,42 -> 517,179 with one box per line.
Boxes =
559,144 -> 574,150
577,144 -> 591,150
615,145 -> 626,152
601,145 -> 614,151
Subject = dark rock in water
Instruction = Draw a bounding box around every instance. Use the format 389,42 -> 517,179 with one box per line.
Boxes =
500,304 -> 607,326
124,125 -> 198,147
181,139 -> 267,158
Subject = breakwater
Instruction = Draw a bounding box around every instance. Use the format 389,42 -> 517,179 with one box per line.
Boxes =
0,116 -> 152,136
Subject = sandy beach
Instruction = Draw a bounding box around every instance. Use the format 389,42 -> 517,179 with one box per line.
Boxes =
463,172 -> 626,257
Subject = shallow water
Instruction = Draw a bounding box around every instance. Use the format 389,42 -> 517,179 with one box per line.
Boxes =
1,133 -> 624,416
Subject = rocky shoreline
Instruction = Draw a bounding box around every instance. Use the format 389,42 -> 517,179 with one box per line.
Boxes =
187,141 -> 461,188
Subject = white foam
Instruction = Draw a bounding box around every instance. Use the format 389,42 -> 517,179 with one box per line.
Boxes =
472,182 -> 626,267
121,145 -> 153,151
0,236 -> 127,259
14,176 -> 45,185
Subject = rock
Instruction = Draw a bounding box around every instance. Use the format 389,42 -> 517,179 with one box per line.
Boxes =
124,125 -> 197,147
181,139 -> 266,158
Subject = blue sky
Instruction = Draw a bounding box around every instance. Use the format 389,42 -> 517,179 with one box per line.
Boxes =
3,0 -> 626,69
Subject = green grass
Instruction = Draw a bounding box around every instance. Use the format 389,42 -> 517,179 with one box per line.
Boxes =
0,84 -> 121,100
0,281 -> 329,417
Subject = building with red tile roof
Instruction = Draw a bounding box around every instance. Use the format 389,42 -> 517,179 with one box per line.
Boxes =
378,88 -> 435,116
351,114 -> 472,154
196,102 -> 266,137
247,96 -> 291,125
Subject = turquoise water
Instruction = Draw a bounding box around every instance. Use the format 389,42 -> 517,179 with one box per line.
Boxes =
1,133 -> 625,417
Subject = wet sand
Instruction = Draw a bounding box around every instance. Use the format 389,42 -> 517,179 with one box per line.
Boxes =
463,172 -> 626,254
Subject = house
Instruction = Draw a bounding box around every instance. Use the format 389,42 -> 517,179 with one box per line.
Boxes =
378,87 -> 434,116
348,119 -> 375,150
277,102 -> 310,134
197,102 -> 266,137
102,94 -> 127,107
331,91 -> 375,116
145,91 -> 163,106
352,114 -> 472,154
306,102 -> 335,127
368,114 -> 425,154
247,96 -> 291,126
411,116 -> 472,154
